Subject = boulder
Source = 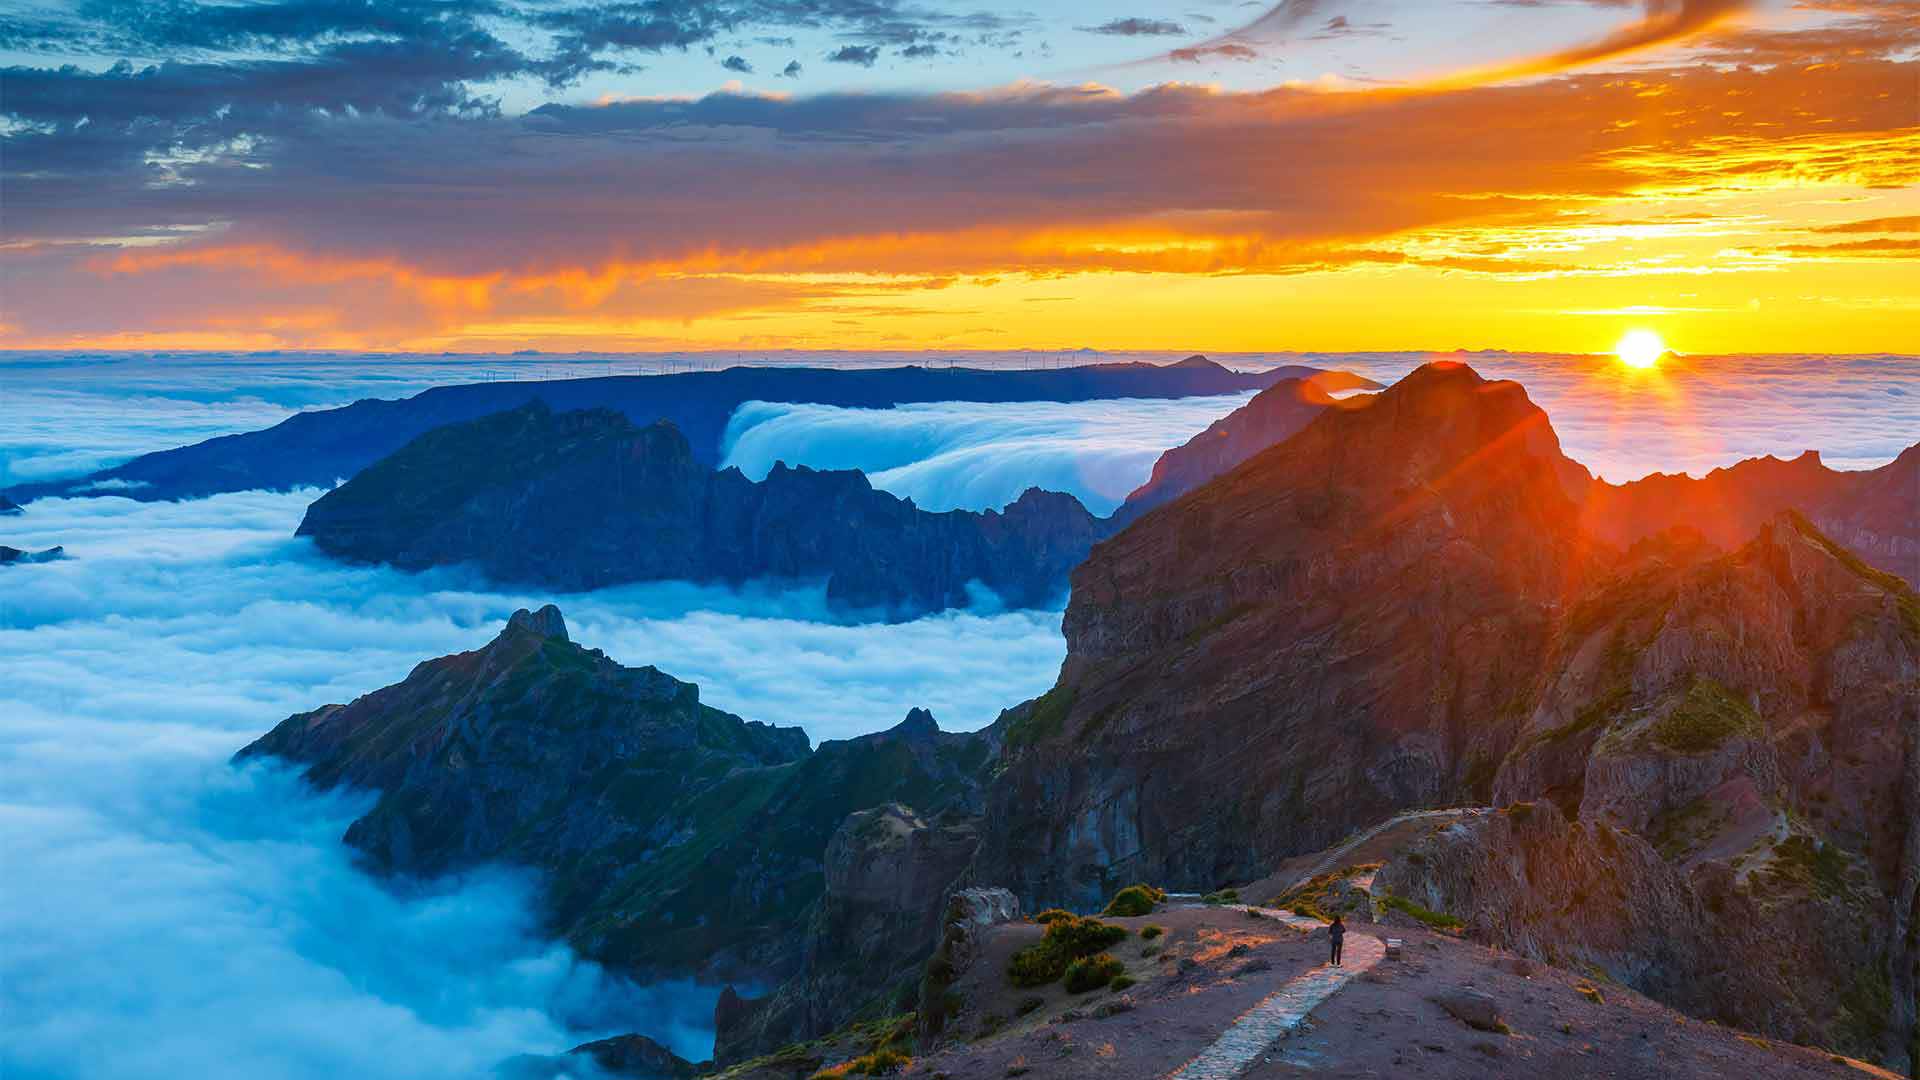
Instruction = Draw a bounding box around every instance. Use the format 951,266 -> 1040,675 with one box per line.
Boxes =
1431,987 -> 1504,1032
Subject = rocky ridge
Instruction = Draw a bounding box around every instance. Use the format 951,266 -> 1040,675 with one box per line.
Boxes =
296,402 -> 1109,619
238,606 -> 999,983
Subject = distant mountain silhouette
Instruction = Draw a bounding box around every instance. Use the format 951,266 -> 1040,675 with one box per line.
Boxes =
4,359 -> 1374,505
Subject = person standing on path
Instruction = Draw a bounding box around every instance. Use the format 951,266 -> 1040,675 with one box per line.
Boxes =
1328,915 -> 1345,966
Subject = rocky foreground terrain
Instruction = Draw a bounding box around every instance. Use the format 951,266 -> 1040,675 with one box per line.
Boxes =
241,360 -> 1917,1076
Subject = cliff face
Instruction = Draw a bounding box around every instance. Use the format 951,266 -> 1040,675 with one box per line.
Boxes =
296,402 -> 1107,619
967,350 -> 1918,1066
238,608 -> 998,983
975,362 -> 1598,909
1110,376 -> 1339,524
1447,512 -> 1919,1065
1579,442 -> 1919,587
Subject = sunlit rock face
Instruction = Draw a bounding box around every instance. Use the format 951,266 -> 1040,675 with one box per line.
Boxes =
1577,442 -> 1920,588
977,361 -> 1598,909
969,360 -> 1919,1067
1473,512 -> 1919,1067
295,402 -> 1110,620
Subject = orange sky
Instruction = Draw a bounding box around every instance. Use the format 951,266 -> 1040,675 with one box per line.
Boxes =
3,1 -> 1916,354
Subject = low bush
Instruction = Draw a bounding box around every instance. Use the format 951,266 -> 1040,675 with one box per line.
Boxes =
1007,915 -> 1130,987
1201,888 -> 1239,905
1032,908 -> 1076,925
1109,974 -> 1137,992
1102,884 -> 1166,917
1063,953 -> 1126,993
811,1048 -> 910,1078
1381,893 -> 1464,930
1139,924 -> 1164,940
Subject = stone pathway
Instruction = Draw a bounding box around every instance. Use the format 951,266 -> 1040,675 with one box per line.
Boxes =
1162,908 -> 1386,1080
1278,807 -> 1489,895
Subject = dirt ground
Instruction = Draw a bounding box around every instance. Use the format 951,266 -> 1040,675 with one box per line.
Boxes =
898,908 -> 1894,1080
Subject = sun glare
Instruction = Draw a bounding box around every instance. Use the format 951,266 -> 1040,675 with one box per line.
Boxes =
1615,329 -> 1666,370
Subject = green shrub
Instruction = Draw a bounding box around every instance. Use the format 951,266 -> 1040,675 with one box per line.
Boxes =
1006,915 -> 1130,987
1063,954 -> 1125,993
1007,945 -> 1068,988
1109,974 -> 1137,992
1139,924 -> 1164,940
1103,884 -> 1165,917
1651,677 -> 1759,753
1201,888 -> 1239,904
1380,893 -> 1464,930
1032,908 -> 1075,925
811,1049 -> 910,1078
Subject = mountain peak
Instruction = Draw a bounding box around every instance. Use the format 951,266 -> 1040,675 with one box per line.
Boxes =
891,707 -> 940,738
505,604 -> 569,642
1169,354 -> 1222,370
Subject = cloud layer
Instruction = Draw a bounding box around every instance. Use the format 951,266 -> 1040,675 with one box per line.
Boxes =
721,392 -> 1257,514
0,489 -> 1063,1078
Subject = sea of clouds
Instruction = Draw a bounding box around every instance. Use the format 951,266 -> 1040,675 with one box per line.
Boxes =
4,347 -> 1916,1078
722,394 -> 1258,515
0,492 -> 1063,1078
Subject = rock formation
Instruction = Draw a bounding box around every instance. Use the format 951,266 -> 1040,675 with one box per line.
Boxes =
976,361 -> 1599,909
1110,375 -> 1341,524
1576,442 -> 1919,587
711,802 -> 985,1064
0,544 -> 64,565
295,402 -> 1108,619
968,361 -> 1918,1068
237,607 -> 1000,985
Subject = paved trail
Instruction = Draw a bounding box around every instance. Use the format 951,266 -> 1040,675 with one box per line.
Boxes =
1162,907 -> 1385,1080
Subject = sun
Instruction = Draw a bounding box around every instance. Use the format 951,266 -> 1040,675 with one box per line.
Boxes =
1615,329 -> 1666,370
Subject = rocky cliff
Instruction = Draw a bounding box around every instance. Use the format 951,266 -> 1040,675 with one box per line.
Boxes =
1405,510 -> 1919,1066
968,359 -> 1918,1067
238,607 -> 999,983
1578,442 -> 1919,587
1110,375 -> 1340,525
975,361 -> 1597,910
711,802 -> 987,1064
296,402 -> 1108,619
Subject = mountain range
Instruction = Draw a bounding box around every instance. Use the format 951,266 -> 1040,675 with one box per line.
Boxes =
4,357 -> 1370,505
235,360 -> 1919,1073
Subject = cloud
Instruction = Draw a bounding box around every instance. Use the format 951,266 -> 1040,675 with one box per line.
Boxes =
722,54 -> 754,73
720,393 -> 1259,514
826,44 -> 880,66
781,59 -> 804,77
0,484 -> 1064,1077
1081,18 -> 1187,37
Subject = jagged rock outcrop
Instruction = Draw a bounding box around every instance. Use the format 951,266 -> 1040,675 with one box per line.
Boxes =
296,402 -> 1108,619
1110,375 -> 1344,524
6,357 -> 1341,504
499,1033 -> 699,1080
237,608 -> 999,984
968,361 -> 1917,1068
975,361 -> 1598,909
1577,442 -> 1919,587
0,544 -> 63,565
1442,512 -> 1918,1067
712,801 -> 984,1064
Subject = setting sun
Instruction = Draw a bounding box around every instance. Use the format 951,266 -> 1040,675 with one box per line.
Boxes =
1616,329 -> 1666,370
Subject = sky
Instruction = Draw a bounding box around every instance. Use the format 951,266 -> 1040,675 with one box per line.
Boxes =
1,0 -> 1917,354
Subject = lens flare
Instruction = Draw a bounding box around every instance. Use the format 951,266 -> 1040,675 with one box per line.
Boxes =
1615,329 -> 1666,370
